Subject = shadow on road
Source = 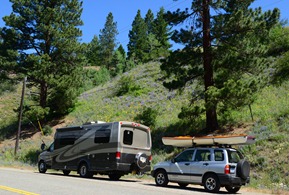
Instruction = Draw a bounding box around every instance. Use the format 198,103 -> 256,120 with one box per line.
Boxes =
35,171 -> 138,183
144,183 -> 238,194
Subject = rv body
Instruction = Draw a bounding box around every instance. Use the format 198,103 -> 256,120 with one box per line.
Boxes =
38,121 -> 151,180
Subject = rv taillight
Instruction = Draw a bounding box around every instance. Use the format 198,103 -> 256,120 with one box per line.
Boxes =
224,164 -> 230,174
116,152 -> 121,159
149,155 -> 152,162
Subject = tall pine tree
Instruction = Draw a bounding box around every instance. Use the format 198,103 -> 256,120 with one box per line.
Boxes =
86,35 -> 101,66
127,10 -> 148,63
1,0 -> 84,118
162,0 -> 280,132
99,12 -> 118,70
145,9 -> 155,35
153,7 -> 171,58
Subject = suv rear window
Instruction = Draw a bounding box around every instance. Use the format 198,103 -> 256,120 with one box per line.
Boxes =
227,149 -> 243,163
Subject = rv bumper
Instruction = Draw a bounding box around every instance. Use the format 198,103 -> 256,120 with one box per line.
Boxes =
117,162 -> 151,173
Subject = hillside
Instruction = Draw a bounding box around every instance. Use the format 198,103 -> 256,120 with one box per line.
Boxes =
0,61 -> 289,191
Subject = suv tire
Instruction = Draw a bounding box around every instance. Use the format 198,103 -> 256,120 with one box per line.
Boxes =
204,173 -> 220,193
155,170 -> 168,187
225,186 -> 241,193
237,160 -> 250,179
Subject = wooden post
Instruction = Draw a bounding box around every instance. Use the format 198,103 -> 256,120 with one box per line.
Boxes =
14,77 -> 26,156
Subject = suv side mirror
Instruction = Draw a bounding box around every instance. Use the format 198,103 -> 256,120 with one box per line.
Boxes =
171,158 -> 176,163
41,143 -> 46,151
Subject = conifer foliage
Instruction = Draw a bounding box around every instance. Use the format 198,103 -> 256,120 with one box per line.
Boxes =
128,8 -> 171,63
99,12 -> 118,70
1,0 -> 84,119
162,0 -> 280,132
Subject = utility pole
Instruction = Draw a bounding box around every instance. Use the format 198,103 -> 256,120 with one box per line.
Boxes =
15,77 -> 26,156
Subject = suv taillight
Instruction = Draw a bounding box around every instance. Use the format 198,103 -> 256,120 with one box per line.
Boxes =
224,164 -> 230,174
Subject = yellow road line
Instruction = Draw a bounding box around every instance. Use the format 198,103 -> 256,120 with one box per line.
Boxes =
0,185 -> 39,195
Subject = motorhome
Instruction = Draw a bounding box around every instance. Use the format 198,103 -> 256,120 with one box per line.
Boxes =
38,121 -> 152,180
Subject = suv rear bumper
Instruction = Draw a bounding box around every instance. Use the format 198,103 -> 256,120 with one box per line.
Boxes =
217,174 -> 250,186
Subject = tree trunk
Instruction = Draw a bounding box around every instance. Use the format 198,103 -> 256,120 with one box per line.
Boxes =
40,81 -> 48,108
202,0 -> 218,131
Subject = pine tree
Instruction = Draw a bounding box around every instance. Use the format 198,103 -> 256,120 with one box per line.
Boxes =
153,7 -> 171,57
1,0 -> 84,118
162,0 -> 280,132
86,35 -> 101,66
0,30 -> 18,94
127,10 -> 148,63
145,9 -> 155,35
99,12 -> 118,70
111,45 -> 127,76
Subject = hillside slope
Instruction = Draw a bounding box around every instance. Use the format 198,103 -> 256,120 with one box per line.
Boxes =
0,61 -> 289,191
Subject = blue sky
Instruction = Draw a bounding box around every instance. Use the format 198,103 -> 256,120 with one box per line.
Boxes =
0,0 -> 288,50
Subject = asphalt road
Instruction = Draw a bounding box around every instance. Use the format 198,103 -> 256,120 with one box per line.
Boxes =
0,168 -> 269,195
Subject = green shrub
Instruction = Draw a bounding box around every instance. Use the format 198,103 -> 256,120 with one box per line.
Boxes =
134,107 -> 158,128
82,67 -> 111,91
116,75 -> 147,96
42,125 -> 53,136
17,148 -> 40,165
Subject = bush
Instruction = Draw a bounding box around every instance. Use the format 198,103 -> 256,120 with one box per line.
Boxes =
82,67 -> 111,91
134,107 -> 158,128
42,125 -> 53,136
116,75 -> 147,96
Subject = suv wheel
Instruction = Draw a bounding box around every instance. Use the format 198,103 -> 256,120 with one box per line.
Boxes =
225,186 -> 241,193
38,161 -> 47,173
155,170 -> 168,187
204,174 -> 220,193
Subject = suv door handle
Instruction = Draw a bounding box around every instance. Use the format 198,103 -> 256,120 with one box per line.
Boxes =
185,163 -> 190,166
203,163 -> 209,166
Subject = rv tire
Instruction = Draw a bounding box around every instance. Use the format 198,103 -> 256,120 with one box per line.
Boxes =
108,173 -> 122,181
63,170 -> 71,176
79,163 -> 93,178
38,161 -> 47,173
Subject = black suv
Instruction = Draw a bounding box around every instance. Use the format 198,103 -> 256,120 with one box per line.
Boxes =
151,147 -> 250,193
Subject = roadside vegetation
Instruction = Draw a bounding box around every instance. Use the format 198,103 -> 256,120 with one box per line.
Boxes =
1,0 -> 289,193
1,61 -> 289,192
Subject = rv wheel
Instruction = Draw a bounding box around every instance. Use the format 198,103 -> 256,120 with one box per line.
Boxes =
38,161 -> 47,173
108,173 -> 122,181
63,170 -> 71,176
79,163 -> 93,178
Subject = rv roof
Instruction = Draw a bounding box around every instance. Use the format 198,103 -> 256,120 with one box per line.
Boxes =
83,121 -> 106,125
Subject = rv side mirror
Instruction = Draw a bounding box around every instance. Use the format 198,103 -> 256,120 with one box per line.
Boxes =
41,143 -> 46,151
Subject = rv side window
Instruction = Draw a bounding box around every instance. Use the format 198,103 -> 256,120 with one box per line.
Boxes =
123,130 -> 133,145
94,129 -> 111,143
55,137 -> 75,149
60,138 -> 75,146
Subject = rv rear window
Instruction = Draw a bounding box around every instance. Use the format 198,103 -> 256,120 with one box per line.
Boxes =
94,129 -> 111,143
123,130 -> 133,145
